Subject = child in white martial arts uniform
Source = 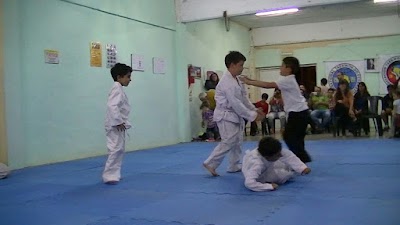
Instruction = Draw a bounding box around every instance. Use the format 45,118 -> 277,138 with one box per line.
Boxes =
240,57 -> 312,163
203,51 -> 265,176
102,63 -> 133,185
242,137 -> 311,191
0,163 -> 10,179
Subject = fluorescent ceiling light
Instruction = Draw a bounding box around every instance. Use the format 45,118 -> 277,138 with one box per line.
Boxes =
374,0 -> 397,3
256,8 -> 299,17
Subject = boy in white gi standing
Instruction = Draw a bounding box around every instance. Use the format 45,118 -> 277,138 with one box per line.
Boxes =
203,51 -> 265,176
103,63 -> 132,184
242,137 -> 311,191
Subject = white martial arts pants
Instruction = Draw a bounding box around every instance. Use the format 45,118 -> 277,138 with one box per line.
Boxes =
0,163 -> 10,179
204,120 -> 243,172
258,161 -> 294,184
102,128 -> 125,183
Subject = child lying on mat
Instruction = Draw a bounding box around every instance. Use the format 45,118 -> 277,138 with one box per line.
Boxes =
242,137 -> 311,192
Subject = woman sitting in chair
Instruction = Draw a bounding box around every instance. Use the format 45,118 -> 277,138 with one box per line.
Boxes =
333,80 -> 357,136
353,82 -> 371,135
391,89 -> 400,138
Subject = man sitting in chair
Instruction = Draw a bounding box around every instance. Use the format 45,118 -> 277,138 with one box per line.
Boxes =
309,86 -> 331,132
267,89 -> 286,134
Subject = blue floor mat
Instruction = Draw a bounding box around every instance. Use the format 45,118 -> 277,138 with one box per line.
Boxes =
1,139 -> 399,225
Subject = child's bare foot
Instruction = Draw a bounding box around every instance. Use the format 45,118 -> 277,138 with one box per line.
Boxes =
203,163 -> 219,176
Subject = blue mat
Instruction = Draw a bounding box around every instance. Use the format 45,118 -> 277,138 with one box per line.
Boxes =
1,139 -> 400,225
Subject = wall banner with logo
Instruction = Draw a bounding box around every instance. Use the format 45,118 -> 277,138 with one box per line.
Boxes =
325,60 -> 364,93
378,54 -> 400,94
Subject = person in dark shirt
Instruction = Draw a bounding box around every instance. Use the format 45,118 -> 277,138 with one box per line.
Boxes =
381,85 -> 395,131
204,72 -> 219,90
354,82 -> 370,135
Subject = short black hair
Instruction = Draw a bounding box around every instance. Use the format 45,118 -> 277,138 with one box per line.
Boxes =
261,93 -> 269,100
321,78 -> 328,85
387,84 -> 395,90
328,88 -> 335,92
282,57 -> 300,76
258,137 -> 282,157
110,63 -> 133,81
225,51 -> 246,68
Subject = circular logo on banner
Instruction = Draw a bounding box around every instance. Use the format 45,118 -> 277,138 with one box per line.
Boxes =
381,55 -> 400,85
328,63 -> 362,93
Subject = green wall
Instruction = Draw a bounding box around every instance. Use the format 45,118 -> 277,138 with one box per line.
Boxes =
254,35 -> 400,95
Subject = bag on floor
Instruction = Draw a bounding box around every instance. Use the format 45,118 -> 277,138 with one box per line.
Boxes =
0,163 -> 10,179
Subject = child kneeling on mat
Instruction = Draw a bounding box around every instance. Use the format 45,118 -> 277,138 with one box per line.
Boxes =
242,137 -> 311,192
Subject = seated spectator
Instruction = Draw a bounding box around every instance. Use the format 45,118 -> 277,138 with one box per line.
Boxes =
309,86 -> 331,131
199,89 -> 216,110
253,93 -> 270,136
204,72 -> 219,90
353,82 -> 371,135
381,85 -> 395,131
200,101 -> 219,141
333,80 -> 356,136
267,89 -> 286,134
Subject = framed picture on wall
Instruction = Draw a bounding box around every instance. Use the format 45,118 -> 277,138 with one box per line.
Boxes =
189,65 -> 202,79
365,58 -> 378,72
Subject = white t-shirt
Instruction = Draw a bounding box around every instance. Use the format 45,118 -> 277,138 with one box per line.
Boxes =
393,99 -> 400,114
276,75 -> 308,112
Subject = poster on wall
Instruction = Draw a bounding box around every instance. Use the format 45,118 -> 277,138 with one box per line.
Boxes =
44,49 -> 59,64
187,65 -> 197,102
153,57 -> 166,74
131,54 -> 145,71
189,65 -> 202,79
90,42 -> 102,67
378,54 -> 400,94
325,60 -> 364,93
365,58 -> 378,72
106,44 -> 117,68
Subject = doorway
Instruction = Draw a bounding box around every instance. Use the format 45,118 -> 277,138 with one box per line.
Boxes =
297,65 -> 317,94
257,65 -> 317,97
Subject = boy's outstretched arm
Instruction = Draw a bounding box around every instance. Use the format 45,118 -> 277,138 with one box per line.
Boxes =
239,76 -> 278,89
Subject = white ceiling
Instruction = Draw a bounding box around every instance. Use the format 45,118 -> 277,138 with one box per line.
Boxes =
230,0 -> 399,28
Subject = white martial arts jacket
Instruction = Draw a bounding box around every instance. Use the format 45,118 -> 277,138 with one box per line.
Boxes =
242,148 -> 307,192
213,71 -> 257,124
105,82 -> 131,131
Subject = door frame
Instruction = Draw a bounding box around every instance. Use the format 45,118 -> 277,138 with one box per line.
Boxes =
0,0 -> 8,164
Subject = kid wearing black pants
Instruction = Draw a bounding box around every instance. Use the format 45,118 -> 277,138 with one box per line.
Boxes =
239,57 -> 312,163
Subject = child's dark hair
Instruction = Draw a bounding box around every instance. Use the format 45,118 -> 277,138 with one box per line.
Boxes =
387,84 -> 395,93
258,137 -> 282,157
110,63 -> 133,81
321,78 -> 328,85
328,88 -> 335,92
261,93 -> 269,100
282,57 -> 300,76
225,51 -> 246,68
